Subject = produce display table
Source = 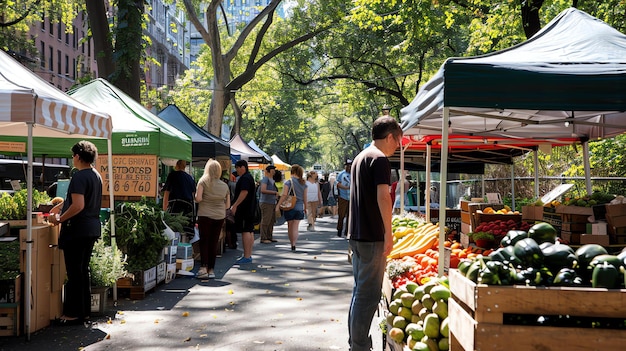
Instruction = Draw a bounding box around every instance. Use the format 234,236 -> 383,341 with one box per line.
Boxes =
448,269 -> 626,351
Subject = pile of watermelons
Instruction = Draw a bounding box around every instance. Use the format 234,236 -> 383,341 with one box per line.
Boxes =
458,222 -> 626,288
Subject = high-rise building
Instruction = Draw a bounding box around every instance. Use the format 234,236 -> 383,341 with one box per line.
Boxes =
27,12 -> 98,92
25,1 -> 190,92
189,0 -> 284,63
145,0 -> 191,90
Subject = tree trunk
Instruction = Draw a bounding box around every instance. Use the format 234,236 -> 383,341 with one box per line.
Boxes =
521,0 -> 544,39
85,0 -> 115,80
111,0 -> 143,101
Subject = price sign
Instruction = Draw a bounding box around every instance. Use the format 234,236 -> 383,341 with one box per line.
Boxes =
96,154 -> 158,197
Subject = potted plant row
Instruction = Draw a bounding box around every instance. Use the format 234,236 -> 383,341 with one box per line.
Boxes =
89,237 -> 127,314
101,198 -> 190,292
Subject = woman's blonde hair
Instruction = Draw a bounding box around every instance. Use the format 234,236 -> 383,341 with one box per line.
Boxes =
199,159 -> 222,187
290,164 -> 306,185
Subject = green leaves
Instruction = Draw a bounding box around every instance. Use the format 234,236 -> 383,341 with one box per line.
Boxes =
103,198 -> 170,272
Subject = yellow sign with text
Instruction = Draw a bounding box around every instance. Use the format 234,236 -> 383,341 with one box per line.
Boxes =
96,154 -> 158,197
0,141 -> 26,153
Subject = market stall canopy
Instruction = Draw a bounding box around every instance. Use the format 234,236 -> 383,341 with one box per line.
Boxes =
229,134 -> 270,164
400,8 -> 626,141
157,104 -> 230,161
68,78 -> 192,162
0,50 -> 112,156
248,140 -> 272,162
0,49 -> 113,339
271,154 -> 291,171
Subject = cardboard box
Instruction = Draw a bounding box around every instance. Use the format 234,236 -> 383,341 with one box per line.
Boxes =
522,206 -> 544,221
591,222 -> 608,235
580,234 -> 609,246
156,261 -> 166,284
176,258 -> 194,272
164,245 -> 177,264
177,243 -> 193,260
165,263 -> 177,284
461,222 -> 472,236
606,203 -> 626,217
460,199 -> 483,212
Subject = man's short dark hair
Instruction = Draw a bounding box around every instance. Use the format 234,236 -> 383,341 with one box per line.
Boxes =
372,116 -> 402,140
235,159 -> 248,171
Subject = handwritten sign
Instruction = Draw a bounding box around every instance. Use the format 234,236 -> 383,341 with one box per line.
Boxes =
96,155 -> 158,197
0,141 -> 26,153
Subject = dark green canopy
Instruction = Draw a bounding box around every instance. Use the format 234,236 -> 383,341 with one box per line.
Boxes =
401,8 -> 626,140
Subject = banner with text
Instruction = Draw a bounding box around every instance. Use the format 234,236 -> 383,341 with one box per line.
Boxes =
97,154 -> 158,197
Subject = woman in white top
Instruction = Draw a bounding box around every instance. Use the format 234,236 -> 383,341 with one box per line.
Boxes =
194,159 -> 230,279
305,170 -> 322,231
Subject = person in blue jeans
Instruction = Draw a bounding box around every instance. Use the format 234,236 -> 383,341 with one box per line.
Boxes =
347,116 -> 402,351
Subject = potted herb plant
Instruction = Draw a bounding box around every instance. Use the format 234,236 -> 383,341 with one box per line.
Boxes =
468,231 -> 496,248
89,237 -> 127,314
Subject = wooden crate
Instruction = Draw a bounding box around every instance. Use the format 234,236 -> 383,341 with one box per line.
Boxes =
561,213 -> 590,233
448,269 -> 626,351
472,213 -> 521,230
521,206 -> 543,221
116,276 -> 156,300
556,205 -> 594,216
0,304 -> 20,337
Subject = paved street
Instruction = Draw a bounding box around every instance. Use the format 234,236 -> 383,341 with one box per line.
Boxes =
0,216 -> 385,351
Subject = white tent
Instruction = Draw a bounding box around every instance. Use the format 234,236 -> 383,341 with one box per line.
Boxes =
0,50 -> 113,338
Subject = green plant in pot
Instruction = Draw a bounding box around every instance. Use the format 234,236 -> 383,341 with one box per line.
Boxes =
90,237 -> 127,288
469,231 -> 496,248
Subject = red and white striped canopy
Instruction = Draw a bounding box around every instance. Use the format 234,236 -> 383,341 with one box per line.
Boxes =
0,50 -> 111,139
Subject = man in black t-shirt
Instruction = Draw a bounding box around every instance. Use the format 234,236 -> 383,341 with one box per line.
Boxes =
231,160 -> 256,264
347,116 -> 402,351
162,160 -> 196,216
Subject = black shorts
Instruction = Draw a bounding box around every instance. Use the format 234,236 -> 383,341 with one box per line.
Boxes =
235,213 -> 255,233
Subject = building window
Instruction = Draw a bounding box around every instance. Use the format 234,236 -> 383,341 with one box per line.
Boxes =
65,31 -> 69,45
72,58 -> 76,79
65,55 -> 69,75
50,21 -> 53,35
48,46 -> 53,70
57,23 -> 62,40
81,31 -> 85,53
40,41 -> 45,68
57,50 -> 61,74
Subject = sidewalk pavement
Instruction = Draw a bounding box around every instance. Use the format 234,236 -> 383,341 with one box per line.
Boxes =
0,216 -> 385,351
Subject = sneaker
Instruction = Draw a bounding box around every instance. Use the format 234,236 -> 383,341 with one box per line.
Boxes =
235,256 -> 253,264
337,230 -> 342,237
208,272 -> 216,279
196,267 -> 208,279
291,245 -> 296,252
307,224 -> 312,231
